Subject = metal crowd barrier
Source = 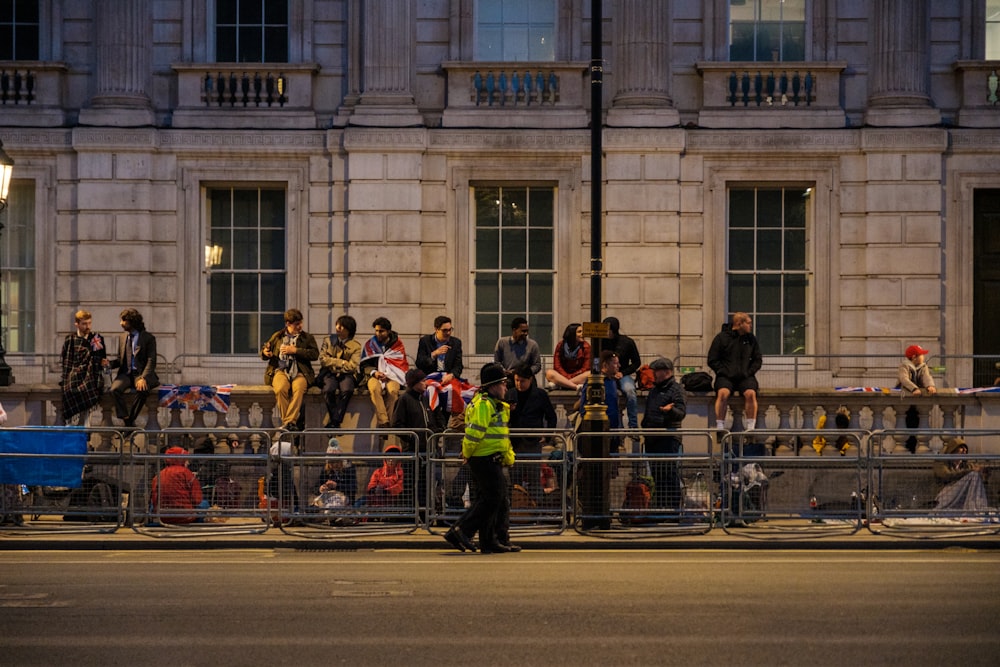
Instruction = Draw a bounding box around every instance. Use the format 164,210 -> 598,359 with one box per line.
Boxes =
425,430 -> 573,538
0,426 -> 130,533
867,429 -> 1000,538
720,430 -> 867,539
3,425 -> 1000,540
573,428 -> 717,537
276,427 -> 425,538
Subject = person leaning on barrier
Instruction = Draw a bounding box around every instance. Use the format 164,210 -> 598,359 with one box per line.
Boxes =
509,362 -> 557,490
640,357 -> 687,510
898,344 -> 937,397
933,437 -> 990,512
444,363 -> 519,554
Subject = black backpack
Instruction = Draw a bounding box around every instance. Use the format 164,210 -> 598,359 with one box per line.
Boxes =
681,371 -> 714,392
63,474 -> 122,522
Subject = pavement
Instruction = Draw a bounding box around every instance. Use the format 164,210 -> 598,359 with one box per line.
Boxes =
3,519 -> 1000,551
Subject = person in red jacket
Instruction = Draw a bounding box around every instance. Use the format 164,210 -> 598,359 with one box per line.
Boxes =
151,446 -> 206,524
355,443 -> 405,507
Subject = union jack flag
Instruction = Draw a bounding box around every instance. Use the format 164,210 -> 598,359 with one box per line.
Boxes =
834,387 -> 893,393
158,384 -> 233,412
957,386 -> 1000,394
361,336 -> 409,386
423,372 -> 478,414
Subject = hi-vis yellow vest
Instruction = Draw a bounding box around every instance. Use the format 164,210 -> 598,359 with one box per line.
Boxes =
461,391 -> 515,466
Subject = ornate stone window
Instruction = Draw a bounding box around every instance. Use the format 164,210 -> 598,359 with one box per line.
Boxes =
726,185 -> 810,355
214,0 -> 289,63
474,0 -> 556,62
207,186 -> 287,354
0,182 -> 36,352
472,185 -> 554,353
987,0 -> 1000,59
729,0 -> 806,62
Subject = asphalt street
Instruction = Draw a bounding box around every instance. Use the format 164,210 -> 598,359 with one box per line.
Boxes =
2,548 -> 999,666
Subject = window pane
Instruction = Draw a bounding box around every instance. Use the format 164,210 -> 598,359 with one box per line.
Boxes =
784,315 -> 806,355
238,26 -> 263,62
729,230 -> 754,270
528,228 -> 553,269
264,27 -> 287,62
529,188 -> 554,226
757,189 -> 782,220
784,229 -> 805,270
209,186 -> 286,353
0,183 -> 35,352
264,0 -> 288,24
501,273 -> 526,312
756,274 -> 782,313
729,1 -> 755,22
502,229 -> 527,269
729,190 -> 755,227
503,188 -> 528,227
216,27 -> 237,61
780,0 -> 806,21
729,23 -> 755,61
782,23 -> 805,61
528,273 -> 553,313
217,0 -> 238,24
757,230 -> 782,270
755,314 -> 781,354
239,0 -> 263,23
476,274 -> 499,312
477,229 -> 499,269
476,313 -> 500,354
477,0 -> 502,23
760,0 -> 784,21
729,274 -> 753,310
784,274 -> 807,313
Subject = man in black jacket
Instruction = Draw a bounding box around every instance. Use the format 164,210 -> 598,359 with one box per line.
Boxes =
600,317 -> 642,430
508,363 -> 557,491
391,368 -> 441,512
707,312 -> 762,431
641,357 -> 686,509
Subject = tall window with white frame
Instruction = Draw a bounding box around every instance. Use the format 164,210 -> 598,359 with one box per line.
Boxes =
473,185 -> 554,354
988,0 -> 1000,59
0,0 -> 39,60
0,182 -> 35,352
729,0 -> 805,62
215,0 -> 288,62
475,0 -> 556,61
207,187 -> 286,354
727,186 -> 809,355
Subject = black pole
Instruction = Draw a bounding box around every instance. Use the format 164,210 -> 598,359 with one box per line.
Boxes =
579,0 -> 609,530
0,138 -> 13,386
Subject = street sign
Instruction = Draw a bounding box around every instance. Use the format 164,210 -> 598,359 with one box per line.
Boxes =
582,322 -> 611,339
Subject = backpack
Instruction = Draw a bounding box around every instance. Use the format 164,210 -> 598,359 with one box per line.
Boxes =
510,483 -> 536,509
681,371 -> 714,392
621,474 -> 653,525
63,477 -> 119,522
636,364 -> 655,391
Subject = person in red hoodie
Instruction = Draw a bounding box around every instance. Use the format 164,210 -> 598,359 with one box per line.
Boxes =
151,446 -> 205,523
355,443 -> 405,508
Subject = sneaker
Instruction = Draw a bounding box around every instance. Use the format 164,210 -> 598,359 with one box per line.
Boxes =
545,382 -> 557,391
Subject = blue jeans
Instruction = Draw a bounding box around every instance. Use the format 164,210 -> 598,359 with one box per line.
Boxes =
620,375 -> 638,429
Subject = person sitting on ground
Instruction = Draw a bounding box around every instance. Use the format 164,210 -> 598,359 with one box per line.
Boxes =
355,443 -> 405,507
544,322 -> 592,390
933,437 -> 990,512
150,447 -> 208,524
316,437 -> 358,507
898,344 -> 937,397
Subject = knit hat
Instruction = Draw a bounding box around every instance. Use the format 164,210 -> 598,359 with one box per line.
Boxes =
405,368 -> 427,388
905,344 -> 930,359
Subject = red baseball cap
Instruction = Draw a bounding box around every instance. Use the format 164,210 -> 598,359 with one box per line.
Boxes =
905,344 -> 930,359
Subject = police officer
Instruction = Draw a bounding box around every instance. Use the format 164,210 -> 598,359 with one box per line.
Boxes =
444,363 -> 519,554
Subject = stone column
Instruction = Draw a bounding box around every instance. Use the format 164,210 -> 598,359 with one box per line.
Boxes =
864,0 -> 941,127
607,0 -> 679,127
78,0 -> 154,126
348,0 -> 423,126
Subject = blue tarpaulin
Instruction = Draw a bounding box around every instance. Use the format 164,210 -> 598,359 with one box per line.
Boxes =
0,430 -> 89,487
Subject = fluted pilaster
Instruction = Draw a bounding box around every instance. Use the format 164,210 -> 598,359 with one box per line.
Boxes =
607,0 -> 678,127
864,0 -> 940,126
350,0 -> 422,126
79,0 -> 154,126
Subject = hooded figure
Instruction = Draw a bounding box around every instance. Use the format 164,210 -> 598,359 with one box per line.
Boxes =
933,437 -> 990,512
150,447 -> 204,524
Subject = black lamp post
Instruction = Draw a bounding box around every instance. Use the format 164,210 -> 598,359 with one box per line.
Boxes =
0,139 -> 16,386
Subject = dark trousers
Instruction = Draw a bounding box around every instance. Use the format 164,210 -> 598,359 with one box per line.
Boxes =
646,435 -> 682,509
455,454 -> 504,548
111,373 -> 148,424
321,373 -> 356,427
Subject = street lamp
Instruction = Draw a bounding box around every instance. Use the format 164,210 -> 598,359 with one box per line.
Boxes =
0,139 -> 15,386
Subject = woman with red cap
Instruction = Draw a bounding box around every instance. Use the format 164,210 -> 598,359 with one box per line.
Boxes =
150,447 -> 206,524
898,344 -> 937,397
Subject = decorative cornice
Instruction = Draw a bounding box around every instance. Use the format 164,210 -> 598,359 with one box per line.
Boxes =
160,130 -> 326,150
687,130 -> 860,153
429,130 -> 589,151
342,128 -> 429,151
860,128 -> 948,152
71,127 -> 158,150
0,128 -> 73,149
605,128 -> 685,151
950,129 -> 1000,150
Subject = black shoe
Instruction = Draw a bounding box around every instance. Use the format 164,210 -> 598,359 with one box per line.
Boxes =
444,529 -> 476,553
499,542 -> 522,553
480,543 -> 512,554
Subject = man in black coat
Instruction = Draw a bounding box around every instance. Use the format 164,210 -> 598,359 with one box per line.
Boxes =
641,357 -> 686,509
707,311 -> 762,431
110,308 -> 160,427
391,369 -> 441,511
600,316 -> 642,430
508,363 -> 557,491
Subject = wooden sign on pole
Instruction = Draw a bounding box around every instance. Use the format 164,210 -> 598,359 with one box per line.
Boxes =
582,321 -> 611,339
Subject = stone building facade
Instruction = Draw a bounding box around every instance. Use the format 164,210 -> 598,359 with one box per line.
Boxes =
0,0 -> 998,388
